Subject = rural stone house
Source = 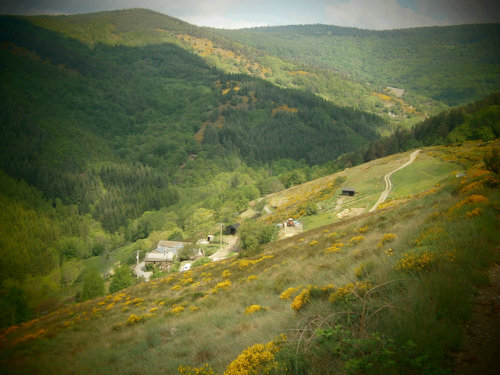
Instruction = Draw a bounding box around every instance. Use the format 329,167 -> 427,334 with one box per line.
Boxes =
144,240 -> 187,270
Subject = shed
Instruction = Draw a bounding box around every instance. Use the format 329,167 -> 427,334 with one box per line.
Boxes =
225,223 -> 240,235
341,188 -> 356,196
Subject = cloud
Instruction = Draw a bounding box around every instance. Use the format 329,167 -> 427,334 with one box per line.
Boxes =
324,0 -> 500,29
181,14 -> 268,29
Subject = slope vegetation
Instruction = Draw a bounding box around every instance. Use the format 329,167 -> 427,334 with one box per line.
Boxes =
0,141 -> 498,375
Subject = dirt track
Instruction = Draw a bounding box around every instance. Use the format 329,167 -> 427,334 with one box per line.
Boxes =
369,149 -> 420,212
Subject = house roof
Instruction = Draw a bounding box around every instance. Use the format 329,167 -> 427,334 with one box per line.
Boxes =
342,188 -> 356,192
152,241 -> 187,255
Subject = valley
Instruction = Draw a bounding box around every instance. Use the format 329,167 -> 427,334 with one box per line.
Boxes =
0,8 -> 499,375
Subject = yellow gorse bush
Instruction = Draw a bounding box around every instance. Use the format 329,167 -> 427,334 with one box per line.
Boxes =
126,314 -> 142,325
280,286 -> 299,300
377,233 -> 397,248
180,278 -> 194,286
224,336 -> 285,375
178,364 -> 215,375
466,207 -> 482,217
232,255 -> 274,270
328,281 -> 372,303
246,275 -> 258,282
211,280 -> 231,294
244,305 -> 268,314
291,287 -> 311,311
448,194 -> 489,214
222,270 -> 232,278
395,251 -> 434,272
325,242 -> 344,254
171,305 -> 185,314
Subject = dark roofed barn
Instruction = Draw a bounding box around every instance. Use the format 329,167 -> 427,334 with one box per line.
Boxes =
225,223 -> 240,235
341,188 -> 355,196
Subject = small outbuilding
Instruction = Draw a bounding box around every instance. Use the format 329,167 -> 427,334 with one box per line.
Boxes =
225,223 -> 240,235
341,188 -> 356,197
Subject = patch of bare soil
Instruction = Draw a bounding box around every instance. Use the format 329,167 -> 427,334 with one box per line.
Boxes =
453,264 -> 500,375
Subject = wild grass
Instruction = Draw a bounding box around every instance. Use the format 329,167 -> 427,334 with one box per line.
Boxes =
0,142 -> 498,375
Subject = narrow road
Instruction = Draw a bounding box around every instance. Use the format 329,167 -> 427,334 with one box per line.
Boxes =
209,235 -> 239,261
369,150 -> 421,212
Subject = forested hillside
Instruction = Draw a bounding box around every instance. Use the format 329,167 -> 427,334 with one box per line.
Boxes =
0,12 -> 386,324
217,24 -> 500,106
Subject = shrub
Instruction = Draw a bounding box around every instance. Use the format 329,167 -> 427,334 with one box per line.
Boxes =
109,265 -> 134,294
377,233 -> 397,248
224,337 -> 285,375
244,305 -> 268,314
80,268 -> 105,302
291,287 -> 311,311
395,251 -> 434,272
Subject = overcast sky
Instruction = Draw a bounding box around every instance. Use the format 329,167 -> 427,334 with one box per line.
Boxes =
1,0 -> 499,30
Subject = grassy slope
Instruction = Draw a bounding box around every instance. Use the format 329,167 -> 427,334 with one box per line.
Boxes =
1,141 -> 498,374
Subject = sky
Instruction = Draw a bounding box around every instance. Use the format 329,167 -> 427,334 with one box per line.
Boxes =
0,0 -> 499,30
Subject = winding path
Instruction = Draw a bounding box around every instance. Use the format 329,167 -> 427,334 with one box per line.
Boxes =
369,150 -> 421,212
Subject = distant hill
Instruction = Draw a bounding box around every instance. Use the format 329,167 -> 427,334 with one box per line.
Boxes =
216,23 -> 500,106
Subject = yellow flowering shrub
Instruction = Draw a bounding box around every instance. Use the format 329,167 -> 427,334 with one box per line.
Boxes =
377,233 -> 397,248
171,284 -> 182,291
466,208 -> 482,217
232,255 -> 275,270
291,287 -> 311,311
320,284 -> 335,292
244,305 -> 268,314
127,314 -> 142,325
178,364 -> 215,375
325,242 -> 344,254
105,303 -> 115,311
113,293 -> 126,302
329,281 -> 372,303
356,226 -> 369,234
211,280 -> 231,294
395,251 -> 434,272
171,305 -> 185,314
180,278 -> 194,286
449,194 -> 489,214
385,248 -> 394,256
150,307 -> 158,313
280,286 -> 299,300
309,240 -> 318,246
224,337 -> 285,375
222,270 -> 232,278
246,275 -> 258,282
